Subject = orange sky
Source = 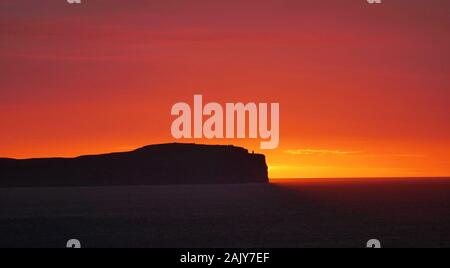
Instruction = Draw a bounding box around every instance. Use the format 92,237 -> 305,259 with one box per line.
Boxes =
1,0 -> 449,178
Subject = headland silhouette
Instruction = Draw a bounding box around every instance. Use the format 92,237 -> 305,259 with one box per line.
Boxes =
0,143 -> 268,187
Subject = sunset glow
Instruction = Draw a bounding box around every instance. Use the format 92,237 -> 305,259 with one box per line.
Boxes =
1,0 -> 449,178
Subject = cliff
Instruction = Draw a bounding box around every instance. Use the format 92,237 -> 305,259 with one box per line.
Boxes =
0,143 -> 268,187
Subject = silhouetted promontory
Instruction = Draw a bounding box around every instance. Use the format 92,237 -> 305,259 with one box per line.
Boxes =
0,143 -> 268,187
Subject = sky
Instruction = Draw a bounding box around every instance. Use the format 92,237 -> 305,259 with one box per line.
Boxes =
1,0 -> 449,178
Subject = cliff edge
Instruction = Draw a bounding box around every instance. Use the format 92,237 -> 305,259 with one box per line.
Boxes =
0,143 -> 269,187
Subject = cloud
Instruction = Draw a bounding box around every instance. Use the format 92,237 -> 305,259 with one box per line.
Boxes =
363,153 -> 428,158
285,150 -> 426,158
285,149 -> 363,155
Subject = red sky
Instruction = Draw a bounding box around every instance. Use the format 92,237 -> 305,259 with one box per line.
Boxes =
1,0 -> 449,178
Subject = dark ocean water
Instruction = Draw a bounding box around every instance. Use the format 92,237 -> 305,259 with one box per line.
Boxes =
1,178 -> 449,248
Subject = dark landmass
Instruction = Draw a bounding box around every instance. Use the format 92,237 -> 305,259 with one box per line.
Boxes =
0,143 -> 268,187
